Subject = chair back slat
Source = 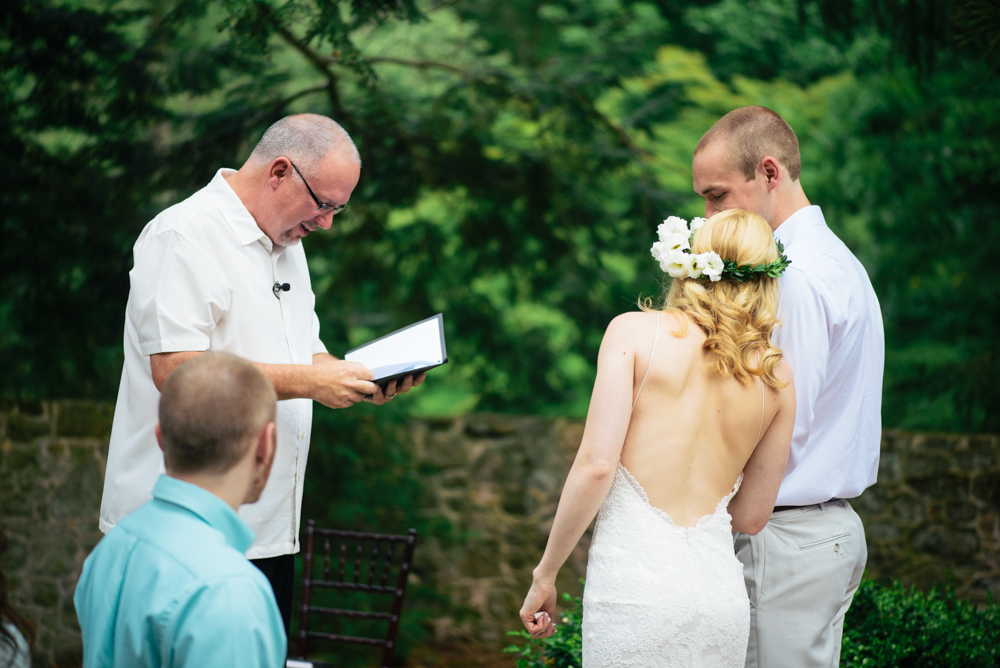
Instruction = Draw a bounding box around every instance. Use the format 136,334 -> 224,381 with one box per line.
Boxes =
379,542 -> 392,587
323,537 -> 331,582
293,523 -> 418,668
367,542 -> 378,586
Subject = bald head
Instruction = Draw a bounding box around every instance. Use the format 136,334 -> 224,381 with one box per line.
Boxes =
248,113 -> 360,177
695,106 -> 801,182
158,353 -> 277,475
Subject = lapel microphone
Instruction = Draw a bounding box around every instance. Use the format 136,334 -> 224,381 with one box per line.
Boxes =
272,282 -> 291,299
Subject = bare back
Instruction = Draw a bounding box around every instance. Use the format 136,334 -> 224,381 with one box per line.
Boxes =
619,310 -> 784,527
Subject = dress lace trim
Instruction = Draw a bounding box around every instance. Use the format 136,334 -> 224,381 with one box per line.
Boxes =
617,463 -> 743,530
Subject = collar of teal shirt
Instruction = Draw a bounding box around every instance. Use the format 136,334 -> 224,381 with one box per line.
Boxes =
151,474 -> 256,554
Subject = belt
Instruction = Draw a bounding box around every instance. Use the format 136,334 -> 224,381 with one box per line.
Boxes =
773,498 -> 845,513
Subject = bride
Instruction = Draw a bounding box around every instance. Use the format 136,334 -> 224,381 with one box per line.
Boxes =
519,208 -> 796,667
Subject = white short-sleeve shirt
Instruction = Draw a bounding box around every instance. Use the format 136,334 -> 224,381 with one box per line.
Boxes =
100,169 -> 328,559
772,205 -> 885,506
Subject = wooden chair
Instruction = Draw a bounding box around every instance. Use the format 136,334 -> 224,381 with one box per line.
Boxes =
288,521 -> 418,668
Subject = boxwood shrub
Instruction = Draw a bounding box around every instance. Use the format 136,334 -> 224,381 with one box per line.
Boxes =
506,579 -> 1000,668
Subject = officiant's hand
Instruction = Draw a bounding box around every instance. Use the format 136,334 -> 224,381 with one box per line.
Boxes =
309,358 -> 380,408
520,580 -> 558,639
363,372 -> 427,405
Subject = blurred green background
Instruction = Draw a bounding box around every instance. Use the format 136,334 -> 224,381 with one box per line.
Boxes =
3,0 -> 999,432
3,0 -> 999,663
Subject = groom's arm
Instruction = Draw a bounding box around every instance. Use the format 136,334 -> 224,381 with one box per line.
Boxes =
729,360 -> 795,534
769,267 -> 831,498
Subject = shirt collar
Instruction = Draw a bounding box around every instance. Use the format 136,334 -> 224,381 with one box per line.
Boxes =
152,475 -> 256,554
773,205 -> 827,247
207,169 -> 278,252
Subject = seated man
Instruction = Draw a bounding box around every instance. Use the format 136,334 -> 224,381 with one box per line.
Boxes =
75,353 -> 286,667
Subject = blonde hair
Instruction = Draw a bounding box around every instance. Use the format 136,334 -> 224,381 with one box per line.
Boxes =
642,209 -> 787,388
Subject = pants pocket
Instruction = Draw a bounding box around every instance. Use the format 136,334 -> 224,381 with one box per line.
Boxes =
799,532 -> 851,551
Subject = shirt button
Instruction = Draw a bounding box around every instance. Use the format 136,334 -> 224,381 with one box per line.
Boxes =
299,431 -> 306,439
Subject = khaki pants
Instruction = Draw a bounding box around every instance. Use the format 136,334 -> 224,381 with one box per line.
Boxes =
734,499 -> 867,668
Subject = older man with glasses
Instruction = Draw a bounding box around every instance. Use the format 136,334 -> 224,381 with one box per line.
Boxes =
99,114 -> 425,638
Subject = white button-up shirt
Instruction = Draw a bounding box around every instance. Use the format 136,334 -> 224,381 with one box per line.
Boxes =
772,205 -> 884,506
100,169 -> 328,559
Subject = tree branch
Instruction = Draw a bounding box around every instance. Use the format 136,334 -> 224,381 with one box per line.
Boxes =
275,25 -> 347,120
364,56 -> 472,76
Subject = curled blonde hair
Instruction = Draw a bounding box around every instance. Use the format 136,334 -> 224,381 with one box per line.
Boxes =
642,209 -> 787,388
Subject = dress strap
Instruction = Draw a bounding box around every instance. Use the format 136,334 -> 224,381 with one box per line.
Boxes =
754,350 -> 765,446
632,313 -> 660,410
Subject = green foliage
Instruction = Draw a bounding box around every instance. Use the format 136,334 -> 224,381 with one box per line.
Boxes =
2,0 -> 999,431
504,589 -> 584,668
503,579 -> 1000,667
841,579 -> 1000,667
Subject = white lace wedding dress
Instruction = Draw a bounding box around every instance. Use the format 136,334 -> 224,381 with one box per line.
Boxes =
581,315 -> 756,667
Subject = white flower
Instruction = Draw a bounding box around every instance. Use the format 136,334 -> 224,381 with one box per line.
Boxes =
650,240 -> 669,264
657,216 -> 689,241
690,217 -> 707,234
695,252 -> 724,281
662,231 -> 690,252
686,255 -> 704,279
661,249 -> 692,278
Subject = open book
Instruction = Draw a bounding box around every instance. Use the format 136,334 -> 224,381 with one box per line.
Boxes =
344,313 -> 448,390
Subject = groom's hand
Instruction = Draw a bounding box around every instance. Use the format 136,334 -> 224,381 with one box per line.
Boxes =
520,580 -> 558,639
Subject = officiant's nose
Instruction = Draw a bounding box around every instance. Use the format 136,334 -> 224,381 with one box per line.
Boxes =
313,209 -> 336,230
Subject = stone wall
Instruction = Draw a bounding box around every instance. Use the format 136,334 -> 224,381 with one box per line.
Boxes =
2,402 -> 999,664
1,401 -> 111,668
410,418 -> 1000,644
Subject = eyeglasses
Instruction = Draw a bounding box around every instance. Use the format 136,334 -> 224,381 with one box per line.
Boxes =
290,162 -> 347,215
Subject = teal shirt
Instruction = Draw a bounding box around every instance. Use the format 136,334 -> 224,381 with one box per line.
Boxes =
74,475 -> 287,668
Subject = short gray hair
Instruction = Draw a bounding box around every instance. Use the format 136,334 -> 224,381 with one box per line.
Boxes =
249,114 -> 361,175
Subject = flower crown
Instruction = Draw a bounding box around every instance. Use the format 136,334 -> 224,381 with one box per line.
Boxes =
649,216 -> 791,282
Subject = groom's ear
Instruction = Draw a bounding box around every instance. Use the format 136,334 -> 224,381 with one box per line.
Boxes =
759,156 -> 782,190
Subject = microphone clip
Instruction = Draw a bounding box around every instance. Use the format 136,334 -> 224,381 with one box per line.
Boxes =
273,282 -> 291,300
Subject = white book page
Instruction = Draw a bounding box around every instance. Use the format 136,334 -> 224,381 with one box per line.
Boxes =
344,318 -> 444,374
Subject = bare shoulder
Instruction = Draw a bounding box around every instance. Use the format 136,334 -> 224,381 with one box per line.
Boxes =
772,357 -> 795,400
601,311 -> 659,358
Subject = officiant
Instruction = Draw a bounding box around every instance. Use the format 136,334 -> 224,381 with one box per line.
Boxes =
99,113 -> 425,636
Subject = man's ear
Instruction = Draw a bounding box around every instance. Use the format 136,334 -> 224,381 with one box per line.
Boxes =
267,158 -> 292,191
759,156 -> 782,190
155,422 -> 163,451
255,421 -> 277,465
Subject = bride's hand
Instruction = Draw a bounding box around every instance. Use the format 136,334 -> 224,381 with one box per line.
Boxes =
520,579 -> 558,639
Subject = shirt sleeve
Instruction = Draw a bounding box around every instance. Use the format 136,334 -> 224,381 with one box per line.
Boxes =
772,268 -> 831,466
128,230 -> 231,357
311,310 -> 328,356
169,577 -> 286,668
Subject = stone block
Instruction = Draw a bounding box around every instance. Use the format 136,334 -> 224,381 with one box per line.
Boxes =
907,472 -> 968,498
423,432 -> 470,468
851,485 -> 887,516
7,415 -> 50,443
876,451 -> 904,482
464,415 -> 518,438
911,525 -> 980,558
16,401 -> 44,416
864,522 -> 900,541
50,457 -> 104,520
906,451 -> 952,479
56,401 -> 114,438
31,580 -> 59,607
972,471 -> 1000,508
944,499 -> 979,523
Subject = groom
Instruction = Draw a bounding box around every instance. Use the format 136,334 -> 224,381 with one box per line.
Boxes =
692,106 -> 884,667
